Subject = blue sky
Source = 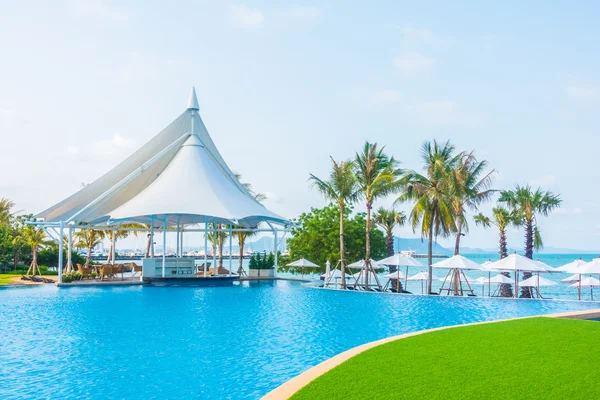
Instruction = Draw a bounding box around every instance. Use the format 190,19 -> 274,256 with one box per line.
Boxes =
1,1 -> 599,251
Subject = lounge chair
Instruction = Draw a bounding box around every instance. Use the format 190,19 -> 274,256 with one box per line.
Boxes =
31,276 -> 44,283
130,262 -> 142,279
428,291 -> 439,295
20,275 -> 32,281
42,277 -> 55,283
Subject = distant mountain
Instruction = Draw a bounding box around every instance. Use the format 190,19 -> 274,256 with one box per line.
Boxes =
393,237 -> 450,255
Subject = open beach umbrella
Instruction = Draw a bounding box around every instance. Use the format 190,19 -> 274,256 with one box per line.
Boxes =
352,270 -> 381,286
485,253 -> 549,298
377,253 -> 423,291
561,274 -> 581,283
471,276 -> 489,296
287,258 -> 320,277
321,269 -> 352,279
407,271 -> 440,294
489,274 -> 515,284
347,259 -> 385,270
552,258 -> 587,273
432,255 -> 481,296
571,258 -> 600,275
519,275 -> 557,299
383,270 -> 405,279
569,276 -> 600,301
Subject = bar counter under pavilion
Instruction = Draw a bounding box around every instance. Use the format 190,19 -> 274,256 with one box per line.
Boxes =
30,88 -> 289,286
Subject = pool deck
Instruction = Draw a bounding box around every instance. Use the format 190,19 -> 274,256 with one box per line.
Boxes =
261,308 -> 600,400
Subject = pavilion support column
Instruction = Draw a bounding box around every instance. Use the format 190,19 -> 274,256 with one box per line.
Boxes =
180,225 -> 184,257
111,229 -> 116,265
273,228 -> 278,278
58,221 -> 64,283
150,215 -> 155,258
162,215 -> 167,277
67,226 -> 72,273
176,219 -> 180,257
212,224 -> 217,276
203,218 -> 208,277
229,225 -> 232,277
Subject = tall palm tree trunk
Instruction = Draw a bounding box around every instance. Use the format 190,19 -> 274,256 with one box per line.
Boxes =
385,230 -> 394,256
498,228 -> 513,297
29,247 -> 39,276
521,219 -> 534,298
217,225 -> 224,271
365,202 -> 372,287
238,237 -> 245,274
427,218 -> 434,294
454,213 -> 463,255
86,242 -> 93,267
339,204 -> 347,289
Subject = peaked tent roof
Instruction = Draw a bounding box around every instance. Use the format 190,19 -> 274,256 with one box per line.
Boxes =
36,88 -> 288,227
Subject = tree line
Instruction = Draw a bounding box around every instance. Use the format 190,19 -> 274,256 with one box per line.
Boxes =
299,140 -> 561,297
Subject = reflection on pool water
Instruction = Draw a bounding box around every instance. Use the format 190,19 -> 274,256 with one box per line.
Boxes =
1,281 -> 598,399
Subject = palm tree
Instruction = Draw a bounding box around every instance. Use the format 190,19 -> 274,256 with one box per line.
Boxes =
354,142 -> 403,288
309,157 -> 360,289
74,229 -> 106,267
499,185 -> 561,297
450,151 -> 496,255
373,207 -> 406,256
397,140 -> 458,294
12,226 -> 52,276
0,198 -> 15,222
473,207 -> 520,297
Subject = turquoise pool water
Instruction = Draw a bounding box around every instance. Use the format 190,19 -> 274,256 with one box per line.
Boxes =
1,281 -> 598,399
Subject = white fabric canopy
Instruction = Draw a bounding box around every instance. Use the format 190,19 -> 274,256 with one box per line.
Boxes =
287,258 -> 320,268
571,258 -> 600,274
561,274 -> 581,283
471,277 -> 489,285
36,88 -> 287,227
569,276 -> 600,288
552,259 -> 587,273
383,270 -> 405,279
376,253 -> 422,267
485,253 -> 548,272
431,254 -> 482,270
347,259 -> 385,270
520,275 -> 557,287
489,274 -> 514,284
407,272 -> 439,281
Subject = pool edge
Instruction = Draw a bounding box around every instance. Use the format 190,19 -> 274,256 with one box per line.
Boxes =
261,308 -> 600,400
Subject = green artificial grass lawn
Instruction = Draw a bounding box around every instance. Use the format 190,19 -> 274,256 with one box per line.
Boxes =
292,317 -> 600,400
0,274 -> 20,285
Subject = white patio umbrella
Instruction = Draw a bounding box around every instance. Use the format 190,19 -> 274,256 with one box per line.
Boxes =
471,276 -> 489,296
383,270 -> 406,292
551,258 -> 587,273
407,271 -> 440,294
485,253 -> 548,298
321,269 -> 352,279
347,259 -> 385,269
519,275 -> 557,299
352,270 -> 381,287
561,274 -> 581,283
287,258 -> 320,277
377,253 -> 423,291
569,276 -> 600,301
489,274 -> 515,284
570,258 -> 600,300
432,254 -> 481,296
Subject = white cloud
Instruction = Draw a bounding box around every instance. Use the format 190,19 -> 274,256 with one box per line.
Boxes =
399,25 -> 451,50
372,89 -> 401,105
230,5 -> 264,27
394,52 -> 433,76
70,0 -> 128,22
567,85 -> 600,101
64,145 -> 81,155
264,191 -> 283,204
412,100 -> 482,126
288,6 -> 324,19
93,133 -> 134,157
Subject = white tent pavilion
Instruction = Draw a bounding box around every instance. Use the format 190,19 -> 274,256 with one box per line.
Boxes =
519,275 -> 557,299
287,258 -> 320,277
569,277 -> 600,301
485,253 -> 548,298
32,88 -> 289,283
407,271 -> 440,295
377,253 -> 423,293
432,255 -> 482,296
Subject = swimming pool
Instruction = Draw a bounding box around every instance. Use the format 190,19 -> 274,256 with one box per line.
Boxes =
1,281 -> 598,399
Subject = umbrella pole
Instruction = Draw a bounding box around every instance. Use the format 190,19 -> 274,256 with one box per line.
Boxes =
514,271 -> 518,299
578,274 -> 581,301
488,272 -> 491,297
405,266 -> 408,291
396,270 -> 400,293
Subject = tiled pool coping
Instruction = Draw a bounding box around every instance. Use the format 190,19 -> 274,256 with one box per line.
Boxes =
262,308 -> 600,400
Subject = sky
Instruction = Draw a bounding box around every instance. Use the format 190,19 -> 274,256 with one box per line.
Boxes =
1,0 -> 600,251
